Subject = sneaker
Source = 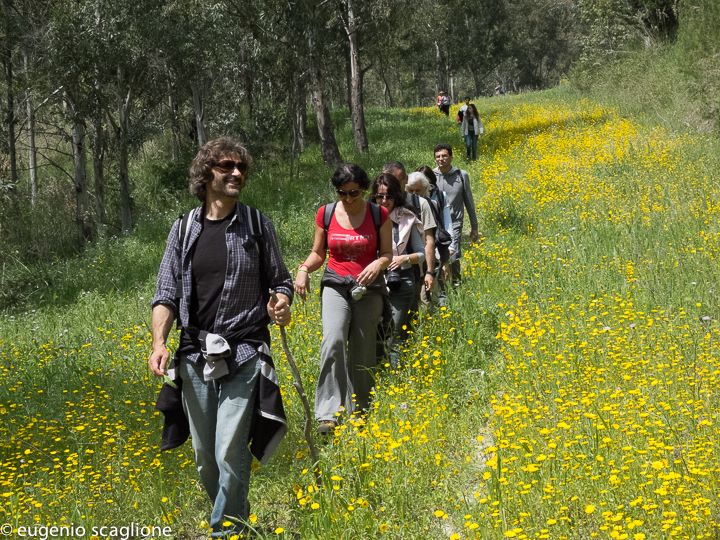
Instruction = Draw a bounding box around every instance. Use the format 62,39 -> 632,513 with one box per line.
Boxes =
318,420 -> 337,434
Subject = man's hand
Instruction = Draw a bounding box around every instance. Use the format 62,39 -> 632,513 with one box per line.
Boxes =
268,293 -> 292,326
470,228 -> 480,243
149,304 -> 175,377
149,345 -> 170,377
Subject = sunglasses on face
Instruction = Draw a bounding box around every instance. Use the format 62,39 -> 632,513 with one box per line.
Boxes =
336,188 -> 363,198
373,193 -> 394,201
213,160 -> 248,174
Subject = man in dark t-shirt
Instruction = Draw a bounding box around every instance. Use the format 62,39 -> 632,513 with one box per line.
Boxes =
149,138 -> 293,536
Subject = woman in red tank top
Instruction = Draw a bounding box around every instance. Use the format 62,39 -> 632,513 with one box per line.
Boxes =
294,164 -> 392,433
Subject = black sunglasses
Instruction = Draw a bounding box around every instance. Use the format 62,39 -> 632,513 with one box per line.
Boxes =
336,188 -> 363,198
213,160 -> 248,173
373,194 -> 394,201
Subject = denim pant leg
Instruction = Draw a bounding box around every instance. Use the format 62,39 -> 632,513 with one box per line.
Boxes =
471,135 -> 478,160
347,290 -> 383,412
180,356 -> 260,533
451,220 -> 463,284
316,287 -> 352,422
464,134 -> 473,158
388,277 -> 416,366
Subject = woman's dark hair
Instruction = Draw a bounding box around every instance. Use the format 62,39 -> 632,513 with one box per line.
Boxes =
468,104 -> 479,118
189,137 -> 252,201
371,173 -> 406,208
330,163 -> 370,189
416,165 -> 437,186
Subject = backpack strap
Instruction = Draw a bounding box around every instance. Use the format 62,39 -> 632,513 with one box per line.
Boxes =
175,207 -> 199,304
322,202 -> 337,251
369,201 -> 382,256
246,203 -> 263,239
177,207 -> 197,252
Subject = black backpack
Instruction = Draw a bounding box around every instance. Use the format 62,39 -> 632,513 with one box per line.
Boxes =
426,191 -> 452,248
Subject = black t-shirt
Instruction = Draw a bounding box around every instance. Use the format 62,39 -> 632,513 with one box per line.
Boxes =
188,213 -> 232,332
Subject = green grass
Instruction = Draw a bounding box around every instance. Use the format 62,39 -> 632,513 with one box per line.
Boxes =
3,90 -> 720,539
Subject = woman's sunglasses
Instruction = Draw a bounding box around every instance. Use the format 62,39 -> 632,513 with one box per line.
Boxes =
336,188 -> 363,199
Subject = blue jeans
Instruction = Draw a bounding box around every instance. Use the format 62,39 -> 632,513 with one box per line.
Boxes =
180,354 -> 260,535
464,133 -> 478,160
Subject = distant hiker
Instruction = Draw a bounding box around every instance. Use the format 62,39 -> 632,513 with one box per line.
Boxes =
149,137 -> 293,537
293,164 -> 392,434
433,143 -> 479,289
456,96 -> 471,125
371,173 -> 425,367
383,161 -> 437,308
436,90 -> 451,116
461,104 -> 484,161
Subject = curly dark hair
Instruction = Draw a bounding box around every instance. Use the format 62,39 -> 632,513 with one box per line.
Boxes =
330,163 -> 370,189
371,173 -> 406,208
188,137 -> 252,201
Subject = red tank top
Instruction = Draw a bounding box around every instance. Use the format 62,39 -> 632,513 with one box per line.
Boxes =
315,203 -> 388,279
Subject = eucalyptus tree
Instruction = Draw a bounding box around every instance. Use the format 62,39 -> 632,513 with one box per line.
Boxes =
232,0 -> 342,165
1,0 -> 18,187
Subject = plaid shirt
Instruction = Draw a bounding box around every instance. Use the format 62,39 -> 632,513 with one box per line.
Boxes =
152,202 -> 293,367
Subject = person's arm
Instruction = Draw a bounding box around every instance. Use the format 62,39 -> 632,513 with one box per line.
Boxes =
148,303 -> 175,377
388,226 -> 425,271
462,171 -> 479,241
148,219 -> 183,377
357,218 -> 391,286
294,224 -> 327,300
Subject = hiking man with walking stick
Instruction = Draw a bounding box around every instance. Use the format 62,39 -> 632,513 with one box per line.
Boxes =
149,137 -> 293,537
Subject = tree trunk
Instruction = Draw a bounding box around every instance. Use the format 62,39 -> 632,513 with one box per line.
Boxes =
71,114 -> 92,243
2,0 -> 18,187
379,66 -> 394,107
291,73 -> 307,156
471,68 -> 483,97
190,81 -> 207,147
434,41 -> 446,93
308,32 -> 341,166
240,47 -> 254,120
168,92 -> 181,163
23,47 -> 38,207
92,112 -> 106,228
116,69 -> 133,233
345,0 -> 368,153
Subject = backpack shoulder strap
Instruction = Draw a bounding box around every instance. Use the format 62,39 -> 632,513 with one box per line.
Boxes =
322,202 -> 337,251
174,207 -> 199,307
323,202 -> 337,231
177,207 -> 198,251
369,201 -> 383,255
245,204 -> 264,239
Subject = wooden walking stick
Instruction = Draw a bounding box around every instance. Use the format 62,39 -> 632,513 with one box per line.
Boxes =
270,290 -> 321,479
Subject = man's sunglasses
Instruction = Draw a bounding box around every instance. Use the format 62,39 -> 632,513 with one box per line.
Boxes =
213,160 -> 248,173
336,188 -> 363,198
373,194 -> 394,201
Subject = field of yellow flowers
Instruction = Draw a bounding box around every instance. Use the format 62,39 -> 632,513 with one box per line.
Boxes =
1,90 -> 720,539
